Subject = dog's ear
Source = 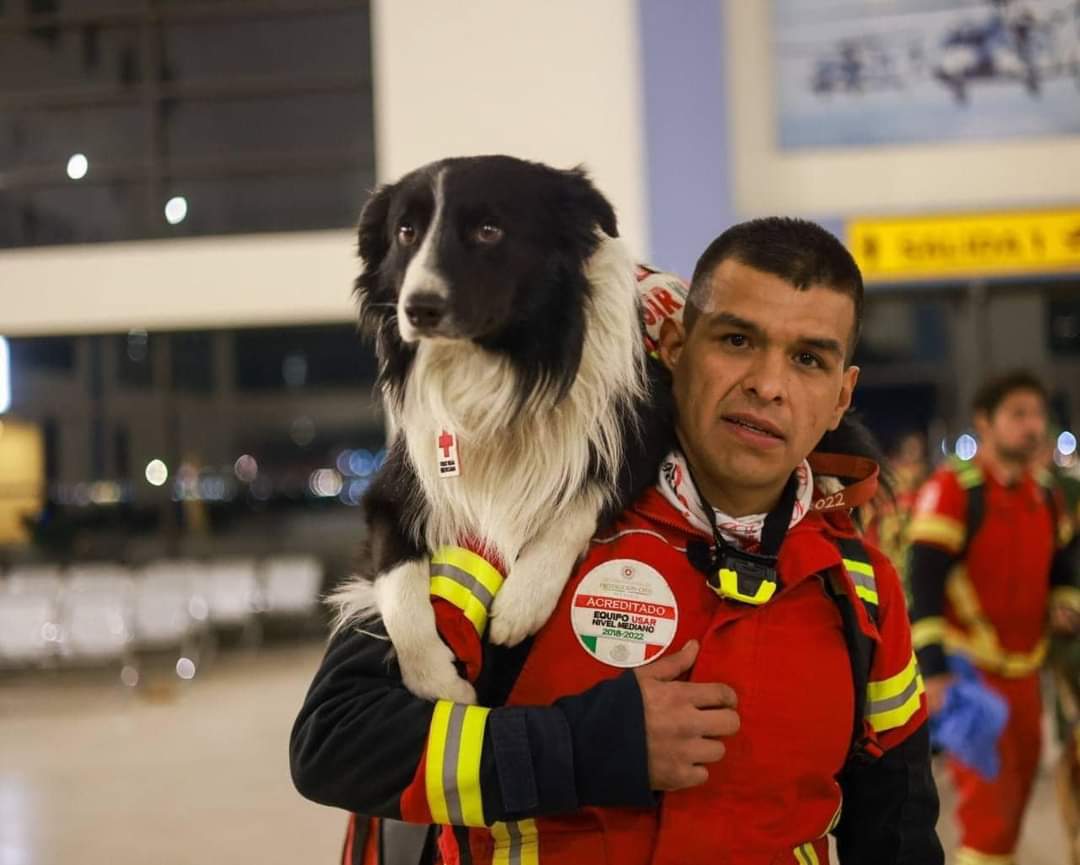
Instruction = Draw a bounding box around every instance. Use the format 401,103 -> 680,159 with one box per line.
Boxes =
561,166 -> 619,238
356,184 -> 394,278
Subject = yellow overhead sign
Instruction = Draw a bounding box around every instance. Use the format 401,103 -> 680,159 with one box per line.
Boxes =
847,209 -> 1080,282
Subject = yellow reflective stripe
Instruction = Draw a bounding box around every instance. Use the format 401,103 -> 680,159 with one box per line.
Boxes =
457,704 -> 488,827
945,567 -> 984,625
842,558 -> 879,606
955,847 -> 1014,865
945,628 -> 1047,678
824,797 -> 843,835
866,653 -> 924,733
429,546 -> 506,635
843,558 -> 874,578
794,843 -> 820,865
911,616 -> 946,650
1059,517 -> 1075,547
424,700 -> 490,827
908,514 -> 965,552
430,575 -> 489,634
950,459 -> 983,489
944,567 -> 1047,676
432,546 -> 505,596
492,819 -> 539,865
426,701 -> 453,824
1052,586 -> 1080,613
854,585 -> 878,606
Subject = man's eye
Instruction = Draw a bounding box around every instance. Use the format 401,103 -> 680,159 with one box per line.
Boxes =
795,351 -> 823,369
396,224 -> 417,246
722,333 -> 748,348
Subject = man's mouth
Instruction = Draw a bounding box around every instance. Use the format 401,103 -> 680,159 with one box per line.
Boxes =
722,414 -> 786,441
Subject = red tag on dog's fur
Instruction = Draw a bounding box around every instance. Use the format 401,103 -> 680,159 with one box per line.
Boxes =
436,430 -> 461,478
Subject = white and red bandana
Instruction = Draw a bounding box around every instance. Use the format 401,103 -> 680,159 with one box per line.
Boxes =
657,450 -> 814,553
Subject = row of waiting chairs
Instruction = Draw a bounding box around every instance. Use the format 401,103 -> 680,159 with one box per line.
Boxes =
0,556 -> 324,669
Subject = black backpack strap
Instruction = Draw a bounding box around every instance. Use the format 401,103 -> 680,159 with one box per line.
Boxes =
829,536 -> 883,765
951,457 -> 985,559
379,820 -> 438,865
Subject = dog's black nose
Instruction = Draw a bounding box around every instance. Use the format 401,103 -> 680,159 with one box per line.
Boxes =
404,293 -> 448,330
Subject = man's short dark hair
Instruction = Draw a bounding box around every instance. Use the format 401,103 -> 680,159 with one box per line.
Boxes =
686,217 -> 864,362
972,369 -> 1048,417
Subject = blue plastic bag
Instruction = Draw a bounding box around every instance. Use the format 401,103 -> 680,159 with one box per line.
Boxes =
929,655 -> 1010,780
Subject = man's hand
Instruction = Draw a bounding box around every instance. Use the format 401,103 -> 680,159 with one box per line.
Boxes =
923,673 -> 953,716
633,640 -> 740,791
1050,603 -> 1080,635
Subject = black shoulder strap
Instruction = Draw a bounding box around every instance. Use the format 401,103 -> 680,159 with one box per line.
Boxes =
1037,474 -> 1061,547
377,821 -> 437,865
961,483 -> 985,559
828,536 -> 882,765
950,457 -> 986,559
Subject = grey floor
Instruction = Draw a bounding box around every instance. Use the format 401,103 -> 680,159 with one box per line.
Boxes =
0,642 -> 1069,864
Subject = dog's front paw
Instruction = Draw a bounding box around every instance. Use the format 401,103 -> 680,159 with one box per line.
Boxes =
399,639 -> 476,705
488,571 -> 564,647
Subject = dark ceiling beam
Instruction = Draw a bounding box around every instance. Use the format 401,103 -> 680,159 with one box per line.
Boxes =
0,75 -> 371,110
0,0 -> 365,33
0,147 -> 372,190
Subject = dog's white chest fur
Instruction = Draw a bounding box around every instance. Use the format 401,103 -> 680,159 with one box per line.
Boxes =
394,234 -> 644,566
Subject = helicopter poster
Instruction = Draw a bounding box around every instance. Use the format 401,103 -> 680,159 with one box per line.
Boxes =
773,0 -> 1080,149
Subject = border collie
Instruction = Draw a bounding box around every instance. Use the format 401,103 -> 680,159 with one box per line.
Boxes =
331,155 -> 670,703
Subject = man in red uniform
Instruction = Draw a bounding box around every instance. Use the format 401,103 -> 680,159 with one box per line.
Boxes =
908,370 -> 1078,865
291,218 -> 943,864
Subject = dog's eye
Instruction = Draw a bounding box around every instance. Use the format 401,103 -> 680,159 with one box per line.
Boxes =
396,223 -> 417,246
473,223 -> 504,245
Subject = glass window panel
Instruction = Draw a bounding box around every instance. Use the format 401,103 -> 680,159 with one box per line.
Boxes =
163,92 -> 371,160
165,10 -> 370,83
234,325 -> 376,392
1,105 -> 144,170
170,330 -> 214,393
115,331 -> 154,388
162,170 -> 372,238
8,336 -> 76,371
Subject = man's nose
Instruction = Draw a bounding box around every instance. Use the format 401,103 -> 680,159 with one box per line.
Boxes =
742,350 -> 786,403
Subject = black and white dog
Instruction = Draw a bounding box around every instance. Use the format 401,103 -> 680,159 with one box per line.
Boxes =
331,155 -> 671,703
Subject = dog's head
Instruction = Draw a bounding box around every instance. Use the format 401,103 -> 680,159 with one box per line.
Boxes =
354,156 -> 618,384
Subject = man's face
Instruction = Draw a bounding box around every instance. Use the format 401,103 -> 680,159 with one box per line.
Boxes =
975,389 -> 1047,464
660,258 -> 859,502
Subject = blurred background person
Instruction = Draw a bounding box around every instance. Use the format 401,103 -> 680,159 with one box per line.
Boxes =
1037,428 -> 1080,865
907,370 -> 1079,865
864,429 -> 930,595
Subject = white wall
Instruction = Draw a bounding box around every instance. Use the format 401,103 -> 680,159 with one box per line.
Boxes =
371,0 -> 648,254
727,1 -> 1080,219
0,230 -> 358,336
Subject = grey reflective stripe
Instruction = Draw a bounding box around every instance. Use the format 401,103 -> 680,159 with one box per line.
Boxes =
442,703 -> 467,824
850,570 -> 877,594
507,821 -> 523,865
867,673 -> 920,716
430,562 -> 496,610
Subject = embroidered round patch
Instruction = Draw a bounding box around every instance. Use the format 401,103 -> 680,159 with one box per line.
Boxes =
571,558 -> 678,668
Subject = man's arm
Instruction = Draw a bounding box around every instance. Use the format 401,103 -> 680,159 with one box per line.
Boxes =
906,471 -> 968,708
289,621 -> 656,826
834,547 -> 944,865
833,724 -> 941,865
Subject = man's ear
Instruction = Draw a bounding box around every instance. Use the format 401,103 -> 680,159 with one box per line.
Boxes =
658,317 -> 686,372
827,365 -> 860,431
973,409 -> 991,439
